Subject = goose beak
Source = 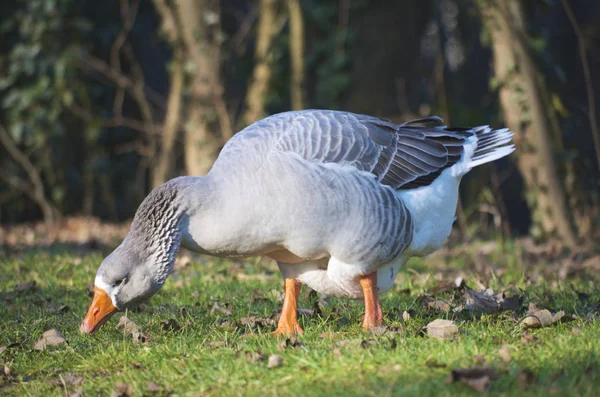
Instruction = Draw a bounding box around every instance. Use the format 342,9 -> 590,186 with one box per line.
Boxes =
80,287 -> 117,334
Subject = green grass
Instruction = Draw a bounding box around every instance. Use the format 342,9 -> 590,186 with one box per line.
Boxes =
1,243 -> 600,396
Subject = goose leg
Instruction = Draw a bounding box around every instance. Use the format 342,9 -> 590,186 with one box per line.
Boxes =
273,278 -> 304,336
360,272 -> 383,330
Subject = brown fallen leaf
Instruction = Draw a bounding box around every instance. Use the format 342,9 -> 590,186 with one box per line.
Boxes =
237,349 -> 265,364
116,316 -> 146,344
448,367 -> 499,392
464,288 -> 499,314
0,346 -> 6,355
521,331 -> 536,345
267,354 -> 283,368
427,300 -> 451,313
34,329 -> 67,350
500,295 -> 524,312
111,381 -> 133,397
160,319 -> 181,332
50,373 -> 84,387
402,311 -> 411,322
15,280 -> 36,293
146,381 -> 161,393
369,326 -> 388,336
3,364 -> 11,377
571,327 -> 582,335
499,344 -> 511,363
69,390 -> 83,397
210,302 -> 232,316
277,337 -> 304,351
240,316 -> 276,328
425,319 -> 458,340
523,304 -> 565,328
55,304 -> 70,314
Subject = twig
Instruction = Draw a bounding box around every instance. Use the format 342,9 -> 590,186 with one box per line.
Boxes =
561,0 -> 600,174
79,54 -> 167,110
67,101 -> 159,136
0,125 -> 58,223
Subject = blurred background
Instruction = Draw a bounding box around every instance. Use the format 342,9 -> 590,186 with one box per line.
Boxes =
0,0 -> 598,249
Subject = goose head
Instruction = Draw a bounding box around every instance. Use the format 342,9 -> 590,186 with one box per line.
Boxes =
80,180 -> 186,334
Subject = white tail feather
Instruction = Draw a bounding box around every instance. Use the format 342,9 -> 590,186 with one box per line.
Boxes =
468,128 -> 515,169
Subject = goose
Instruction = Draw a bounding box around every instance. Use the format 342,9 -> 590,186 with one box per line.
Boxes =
80,109 -> 514,335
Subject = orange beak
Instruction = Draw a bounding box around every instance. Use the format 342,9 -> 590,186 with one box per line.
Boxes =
80,287 -> 118,334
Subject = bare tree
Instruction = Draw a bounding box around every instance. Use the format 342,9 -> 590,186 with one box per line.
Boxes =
288,0 -> 305,110
0,125 -> 59,224
479,0 -> 581,246
242,0 -> 278,126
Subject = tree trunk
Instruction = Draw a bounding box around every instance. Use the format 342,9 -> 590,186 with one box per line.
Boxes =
154,0 -> 229,177
152,47 -> 184,187
242,0 -> 277,126
479,0 -> 580,247
288,0 -> 305,110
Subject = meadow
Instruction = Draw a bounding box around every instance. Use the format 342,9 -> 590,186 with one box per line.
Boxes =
1,241 -> 599,396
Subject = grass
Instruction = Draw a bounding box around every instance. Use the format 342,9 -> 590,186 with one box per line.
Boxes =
1,242 -> 600,396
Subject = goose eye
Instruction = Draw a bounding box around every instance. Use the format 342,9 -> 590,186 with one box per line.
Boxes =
112,279 -> 124,288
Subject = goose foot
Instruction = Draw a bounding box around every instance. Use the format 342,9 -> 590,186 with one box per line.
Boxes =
360,272 -> 384,330
273,278 -> 304,336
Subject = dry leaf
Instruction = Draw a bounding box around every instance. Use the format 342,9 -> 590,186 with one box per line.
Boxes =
402,311 -> 411,322
428,300 -> 451,313
499,344 -> 511,363
267,354 -> 283,368
69,390 -> 83,397
15,280 -> 36,293
448,367 -> 499,392
426,319 -> 458,340
146,381 -> 161,393
523,304 -> 565,328
116,316 -> 146,344
160,319 -> 181,332
369,326 -> 388,336
210,302 -> 232,316
464,288 -> 499,314
277,337 -> 304,351
521,332 -> 536,345
50,373 -> 84,387
34,329 -> 67,350
111,381 -> 133,397
3,364 -> 11,377
241,350 -> 265,364
0,346 -> 6,355
500,295 -> 523,312
240,316 -> 276,328
571,327 -> 582,335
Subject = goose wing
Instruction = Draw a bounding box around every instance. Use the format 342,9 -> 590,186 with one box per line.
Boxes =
264,110 -> 471,189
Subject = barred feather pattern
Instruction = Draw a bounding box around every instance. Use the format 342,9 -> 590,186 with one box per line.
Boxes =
218,110 -> 490,191
128,179 -> 187,284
